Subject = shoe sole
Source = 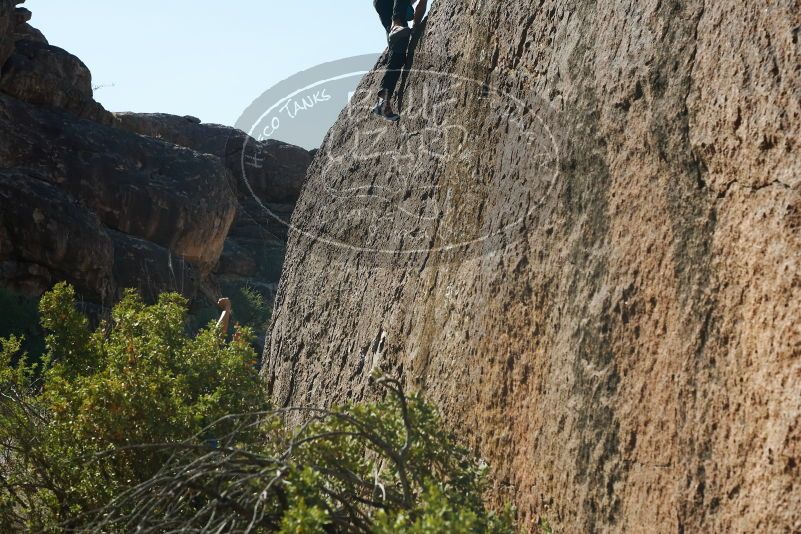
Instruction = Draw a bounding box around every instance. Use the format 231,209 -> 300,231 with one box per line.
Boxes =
371,105 -> 400,122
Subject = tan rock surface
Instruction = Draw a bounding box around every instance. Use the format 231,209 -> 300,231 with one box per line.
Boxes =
266,1 -> 801,531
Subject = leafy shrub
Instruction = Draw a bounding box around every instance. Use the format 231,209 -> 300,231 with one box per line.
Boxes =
1,284 -> 515,533
92,376 -> 515,533
0,283 -> 265,531
230,284 -> 270,332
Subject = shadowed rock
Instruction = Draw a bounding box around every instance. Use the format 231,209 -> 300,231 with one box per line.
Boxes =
0,169 -> 114,302
13,22 -> 47,44
112,112 -> 312,304
114,112 -> 311,203
0,0 -> 312,318
0,92 -> 237,272
0,1 -> 14,67
109,230 -> 199,303
0,39 -> 113,124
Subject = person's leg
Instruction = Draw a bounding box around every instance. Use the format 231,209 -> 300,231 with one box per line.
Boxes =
374,0 -> 393,32
373,0 -> 409,120
381,30 -> 410,98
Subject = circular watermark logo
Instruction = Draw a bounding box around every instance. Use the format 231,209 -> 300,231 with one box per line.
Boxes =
235,54 -> 379,151
231,54 -> 561,263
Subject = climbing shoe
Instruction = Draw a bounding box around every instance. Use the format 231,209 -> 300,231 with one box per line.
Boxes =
372,100 -> 401,122
388,24 -> 411,48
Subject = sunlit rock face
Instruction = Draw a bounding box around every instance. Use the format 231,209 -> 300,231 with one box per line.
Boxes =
266,1 -> 801,531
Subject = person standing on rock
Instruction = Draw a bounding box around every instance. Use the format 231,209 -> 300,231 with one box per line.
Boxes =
372,0 -> 427,122
216,297 -> 232,334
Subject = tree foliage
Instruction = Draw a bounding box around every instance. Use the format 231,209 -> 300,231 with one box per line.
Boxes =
0,283 -> 515,533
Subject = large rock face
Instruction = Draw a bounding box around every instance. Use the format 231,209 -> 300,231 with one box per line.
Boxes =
267,1 -> 801,531
0,169 -> 114,301
0,90 -> 236,302
1,1 -> 112,124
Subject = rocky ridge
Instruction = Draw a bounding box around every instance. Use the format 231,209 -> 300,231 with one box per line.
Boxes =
0,1 -> 310,315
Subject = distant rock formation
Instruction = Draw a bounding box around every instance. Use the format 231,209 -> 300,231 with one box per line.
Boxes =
114,113 -> 310,203
266,0 -> 801,532
0,38 -> 113,124
114,112 -> 311,305
0,0 -> 311,319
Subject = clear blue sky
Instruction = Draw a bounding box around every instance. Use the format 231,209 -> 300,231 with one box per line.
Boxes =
26,0 -> 388,127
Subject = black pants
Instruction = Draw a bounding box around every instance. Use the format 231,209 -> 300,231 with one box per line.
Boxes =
374,0 -> 411,97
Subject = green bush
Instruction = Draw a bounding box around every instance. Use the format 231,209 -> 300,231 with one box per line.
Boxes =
230,284 -> 270,331
0,283 -> 515,533
0,283 -> 265,531
92,376 -> 516,533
